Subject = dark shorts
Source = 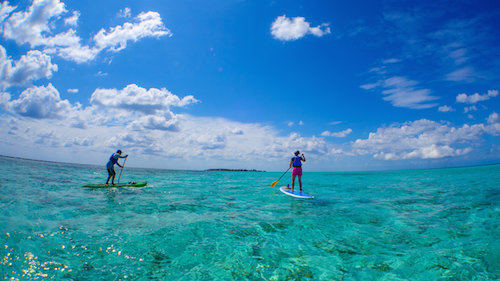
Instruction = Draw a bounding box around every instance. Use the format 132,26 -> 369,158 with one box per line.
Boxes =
107,167 -> 116,176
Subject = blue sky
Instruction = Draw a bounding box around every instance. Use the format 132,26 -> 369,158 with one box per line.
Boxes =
0,0 -> 499,171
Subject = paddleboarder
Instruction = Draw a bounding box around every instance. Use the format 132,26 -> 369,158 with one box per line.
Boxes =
106,150 -> 128,185
289,151 -> 306,193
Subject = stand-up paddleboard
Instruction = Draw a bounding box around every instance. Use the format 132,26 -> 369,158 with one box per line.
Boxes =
279,186 -> 314,199
82,182 -> 147,188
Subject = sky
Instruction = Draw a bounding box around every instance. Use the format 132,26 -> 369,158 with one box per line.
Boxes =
0,0 -> 499,172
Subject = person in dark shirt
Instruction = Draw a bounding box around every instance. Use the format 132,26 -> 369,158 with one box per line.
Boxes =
106,150 -> 128,185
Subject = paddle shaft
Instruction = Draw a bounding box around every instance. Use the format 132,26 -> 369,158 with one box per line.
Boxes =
271,167 -> 291,187
117,157 -> 127,184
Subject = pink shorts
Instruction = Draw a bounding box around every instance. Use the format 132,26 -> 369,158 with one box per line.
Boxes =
292,167 -> 302,176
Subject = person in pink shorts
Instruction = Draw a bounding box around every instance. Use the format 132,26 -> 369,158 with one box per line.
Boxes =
289,151 -> 306,192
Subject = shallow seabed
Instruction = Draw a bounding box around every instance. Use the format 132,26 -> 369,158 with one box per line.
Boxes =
0,156 -> 499,280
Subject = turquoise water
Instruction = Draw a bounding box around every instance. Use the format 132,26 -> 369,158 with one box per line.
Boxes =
0,156 -> 499,280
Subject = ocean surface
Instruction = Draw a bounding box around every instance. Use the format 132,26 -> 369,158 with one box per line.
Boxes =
0,156 -> 499,280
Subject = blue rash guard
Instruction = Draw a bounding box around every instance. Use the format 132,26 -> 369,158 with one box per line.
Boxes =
106,153 -> 125,170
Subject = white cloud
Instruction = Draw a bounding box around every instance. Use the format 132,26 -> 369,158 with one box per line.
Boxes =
118,7 -> 132,18
287,120 -> 304,127
271,15 -> 330,41
445,66 -> 477,82
352,119 -> 485,160
67,88 -> 78,94
90,84 -> 197,113
94,11 -> 171,52
2,0 -> 67,47
456,89 -> 498,104
0,46 -> 58,90
464,105 -> 477,113
64,10 -> 79,26
448,47 -> 468,65
361,76 -> 439,109
438,105 -> 454,112
1,83 -> 77,119
488,89 -> 499,98
0,83 -> 337,169
1,1 -> 171,63
95,71 -> 108,77
486,112 -> 500,136
382,58 -> 401,64
360,83 -> 378,90
1,83 -> 498,169
487,112 -> 499,124
49,41 -> 100,63
129,114 -> 178,132
0,2 -> 16,29
321,128 -> 352,137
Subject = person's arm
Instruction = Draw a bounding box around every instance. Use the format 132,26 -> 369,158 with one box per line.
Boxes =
301,154 -> 306,162
120,154 -> 128,158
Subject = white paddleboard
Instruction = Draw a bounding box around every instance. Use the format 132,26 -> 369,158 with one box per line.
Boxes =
279,186 -> 314,199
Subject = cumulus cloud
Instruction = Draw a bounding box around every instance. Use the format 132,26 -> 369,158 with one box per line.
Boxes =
487,112 -> 499,124
64,10 -> 79,26
0,82 -> 339,170
1,82 -> 498,169
82,84 -> 197,131
50,42 -> 100,63
0,2 -> 16,28
94,11 -> 171,52
0,0 -> 171,63
456,89 -> 498,104
0,46 -> 58,90
0,90 -> 335,170
321,128 -> 352,137
1,83 -> 77,119
90,84 -> 197,114
2,0 -> 66,47
129,114 -> 179,132
271,15 -> 330,41
485,112 -> 500,136
352,119 -> 485,160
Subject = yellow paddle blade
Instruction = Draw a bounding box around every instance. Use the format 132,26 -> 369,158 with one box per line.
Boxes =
270,180 -> 279,187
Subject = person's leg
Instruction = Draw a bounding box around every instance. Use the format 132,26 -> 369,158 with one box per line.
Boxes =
106,167 -> 112,184
298,175 -> 302,192
291,174 -> 296,192
109,168 -> 116,185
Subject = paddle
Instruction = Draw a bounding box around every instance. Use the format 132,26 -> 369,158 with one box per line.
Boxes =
117,157 -> 127,184
270,167 -> 291,187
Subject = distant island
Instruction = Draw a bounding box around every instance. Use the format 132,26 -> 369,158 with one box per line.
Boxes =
206,168 -> 265,172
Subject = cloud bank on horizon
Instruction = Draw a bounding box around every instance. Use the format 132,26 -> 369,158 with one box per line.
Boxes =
0,0 -> 498,171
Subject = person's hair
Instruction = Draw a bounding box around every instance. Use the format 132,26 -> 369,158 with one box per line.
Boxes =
117,150 -> 122,154
294,151 -> 300,156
